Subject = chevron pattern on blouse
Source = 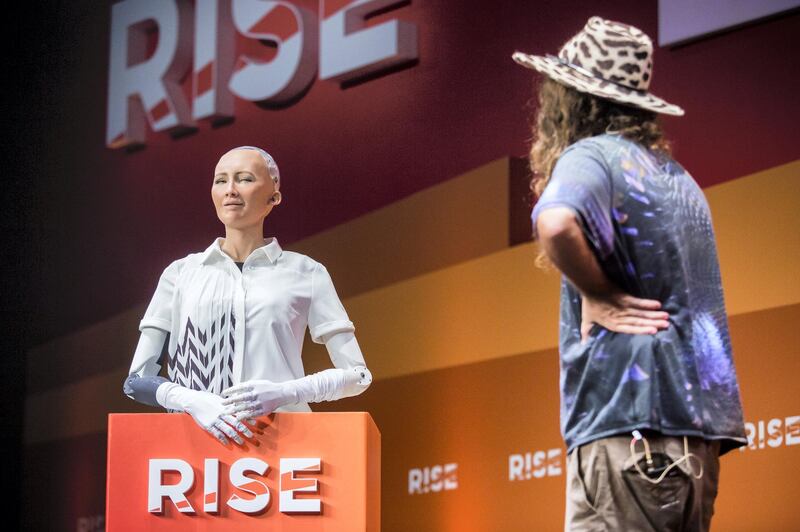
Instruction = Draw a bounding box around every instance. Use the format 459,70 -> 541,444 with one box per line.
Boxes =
169,312 -> 236,394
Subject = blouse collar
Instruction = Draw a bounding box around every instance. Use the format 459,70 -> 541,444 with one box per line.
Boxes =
200,236 -> 282,265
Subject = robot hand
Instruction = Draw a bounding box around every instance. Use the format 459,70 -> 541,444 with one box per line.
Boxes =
159,384 -> 254,446
222,379 -> 297,419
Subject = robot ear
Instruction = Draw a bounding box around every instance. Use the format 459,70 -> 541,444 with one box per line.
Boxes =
270,191 -> 282,205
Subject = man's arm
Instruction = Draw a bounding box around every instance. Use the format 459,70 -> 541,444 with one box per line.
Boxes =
537,207 -> 617,297
537,207 -> 669,340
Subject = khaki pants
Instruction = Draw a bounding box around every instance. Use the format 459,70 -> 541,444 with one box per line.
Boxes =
565,432 -> 721,531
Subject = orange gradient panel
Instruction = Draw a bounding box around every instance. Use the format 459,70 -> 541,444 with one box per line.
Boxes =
712,303 -> 800,531
320,304 -> 800,530
106,412 -> 380,531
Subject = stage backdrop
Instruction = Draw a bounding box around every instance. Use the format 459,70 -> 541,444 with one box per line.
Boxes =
23,1 -> 799,530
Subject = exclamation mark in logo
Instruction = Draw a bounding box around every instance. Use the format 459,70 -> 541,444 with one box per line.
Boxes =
525,452 -> 533,480
204,458 -> 219,513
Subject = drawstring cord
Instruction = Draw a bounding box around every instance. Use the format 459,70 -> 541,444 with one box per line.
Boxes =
629,430 -> 704,484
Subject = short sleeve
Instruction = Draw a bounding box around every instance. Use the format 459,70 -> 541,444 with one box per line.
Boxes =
531,140 -> 614,258
308,263 -> 355,344
138,259 -> 182,332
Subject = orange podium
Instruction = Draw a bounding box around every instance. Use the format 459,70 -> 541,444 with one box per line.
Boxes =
106,412 -> 380,531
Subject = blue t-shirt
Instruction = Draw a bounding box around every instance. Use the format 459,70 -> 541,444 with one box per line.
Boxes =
531,133 -> 746,454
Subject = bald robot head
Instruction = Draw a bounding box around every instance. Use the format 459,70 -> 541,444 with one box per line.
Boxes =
227,146 -> 280,190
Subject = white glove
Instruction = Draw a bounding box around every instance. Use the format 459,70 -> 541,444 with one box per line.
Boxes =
157,382 -> 254,446
221,379 -> 298,419
221,367 -> 373,418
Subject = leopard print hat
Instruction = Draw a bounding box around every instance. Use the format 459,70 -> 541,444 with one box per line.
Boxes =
512,16 -> 684,116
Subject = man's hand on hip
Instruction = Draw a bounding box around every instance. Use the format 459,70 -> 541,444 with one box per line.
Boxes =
580,291 -> 670,343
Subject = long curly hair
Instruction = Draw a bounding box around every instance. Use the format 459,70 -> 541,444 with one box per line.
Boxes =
530,77 -> 670,197
529,78 -> 670,267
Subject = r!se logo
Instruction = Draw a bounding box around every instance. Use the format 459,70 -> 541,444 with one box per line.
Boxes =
149,457 -> 321,515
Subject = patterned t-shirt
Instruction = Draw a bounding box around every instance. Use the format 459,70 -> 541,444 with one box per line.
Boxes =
531,133 -> 746,454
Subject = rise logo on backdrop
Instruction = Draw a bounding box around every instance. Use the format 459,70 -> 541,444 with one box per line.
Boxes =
408,462 -> 458,495
508,447 -> 563,482
740,414 -> 800,452
106,0 -> 418,148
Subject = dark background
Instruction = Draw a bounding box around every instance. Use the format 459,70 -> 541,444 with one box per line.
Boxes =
2,4 -> 58,528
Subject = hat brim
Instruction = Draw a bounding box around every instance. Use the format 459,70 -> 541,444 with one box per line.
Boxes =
512,52 -> 684,117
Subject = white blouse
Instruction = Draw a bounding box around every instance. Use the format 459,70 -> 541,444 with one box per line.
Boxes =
130,237 -> 364,411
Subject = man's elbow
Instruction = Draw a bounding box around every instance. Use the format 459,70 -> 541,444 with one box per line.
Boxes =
536,207 -> 579,243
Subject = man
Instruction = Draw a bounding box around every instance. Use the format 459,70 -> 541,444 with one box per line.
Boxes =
512,17 -> 746,531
